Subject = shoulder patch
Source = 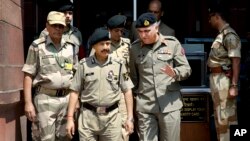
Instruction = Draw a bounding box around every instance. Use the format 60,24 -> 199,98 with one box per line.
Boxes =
32,37 -> 46,47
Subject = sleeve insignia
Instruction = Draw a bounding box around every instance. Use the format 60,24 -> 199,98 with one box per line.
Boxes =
123,72 -> 130,81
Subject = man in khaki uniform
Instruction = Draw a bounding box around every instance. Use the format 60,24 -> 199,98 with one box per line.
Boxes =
207,5 -> 241,141
40,2 -> 83,59
106,14 -> 131,141
129,12 -> 191,141
66,27 -> 134,141
22,11 -> 77,141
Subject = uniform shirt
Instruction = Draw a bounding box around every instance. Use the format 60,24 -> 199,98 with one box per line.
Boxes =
22,36 -> 77,89
129,34 -> 191,113
207,24 -> 241,68
110,37 -> 130,70
40,25 -> 82,55
70,55 -> 134,106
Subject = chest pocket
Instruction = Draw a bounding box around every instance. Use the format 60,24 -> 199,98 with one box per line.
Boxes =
211,42 -> 228,58
156,54 -> 174,67
84,73 -> 98,90
135,53 -> 153,69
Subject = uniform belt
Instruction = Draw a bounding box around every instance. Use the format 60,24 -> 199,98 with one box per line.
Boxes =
209,66 -> 223,73
37,86 -> 68,97
82,102 -> 118,114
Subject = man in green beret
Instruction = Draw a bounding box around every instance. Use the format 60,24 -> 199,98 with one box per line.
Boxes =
129,12 -> 191,141
66,27 -> 134,141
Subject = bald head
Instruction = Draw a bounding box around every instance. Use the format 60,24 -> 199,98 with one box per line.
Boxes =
148,0 -> 163,21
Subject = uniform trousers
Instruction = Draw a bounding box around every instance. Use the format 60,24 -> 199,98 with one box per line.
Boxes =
33,93 -> 70,141
119,94 -> 129,141
78,107 -> 122,141
209,73 -> 238,141
137,110 -> 181,141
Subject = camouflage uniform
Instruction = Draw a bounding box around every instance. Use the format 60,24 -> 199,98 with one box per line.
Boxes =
207,24 -> 241,141
22,36 -> 77,141
110,37 -> 130,141
69,55 -> 134,141
129,34 -> 191,141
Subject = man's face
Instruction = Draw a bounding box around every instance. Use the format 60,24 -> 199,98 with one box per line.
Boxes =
93,40 -> 111,59
208,13 -> 218,29
137,24 -> 158,44
109,28 -> 124,42
64,11 -> 73,25
148,3 -> 162,21
46,23 -> 65,40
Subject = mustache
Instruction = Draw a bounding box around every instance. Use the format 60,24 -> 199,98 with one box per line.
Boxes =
101,49 -> 110,53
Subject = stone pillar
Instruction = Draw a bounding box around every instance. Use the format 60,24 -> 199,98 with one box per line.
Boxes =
0,0 -> 26,141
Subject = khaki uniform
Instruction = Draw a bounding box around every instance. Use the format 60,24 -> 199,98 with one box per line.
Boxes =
129,34 -> 191,141
69,55 -> 134,141
22,36 -> 77,141
207,24 -> 241,141
40,25 -> 82,56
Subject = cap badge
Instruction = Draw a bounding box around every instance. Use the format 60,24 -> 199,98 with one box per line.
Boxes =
144,20 -> 150,26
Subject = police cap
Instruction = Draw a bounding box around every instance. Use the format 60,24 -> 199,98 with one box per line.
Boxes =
107,15 -> 127,29
89,27 -> 111,47
135,12 -> 157,28
58,2 -> 74,12
47,11 -> 66,26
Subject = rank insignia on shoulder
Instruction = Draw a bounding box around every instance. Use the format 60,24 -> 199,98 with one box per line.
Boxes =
123,72 -> 130,81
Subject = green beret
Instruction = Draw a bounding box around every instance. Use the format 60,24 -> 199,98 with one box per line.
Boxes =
107,15 -> 127,29
89,27 -> 111,47
58,2 -> 74,12
135,12 -> 157,28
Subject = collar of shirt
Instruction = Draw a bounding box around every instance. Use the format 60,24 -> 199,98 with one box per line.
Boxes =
92,55 -> 112,66
219,23 -> 229,33
46,36 -> 67,50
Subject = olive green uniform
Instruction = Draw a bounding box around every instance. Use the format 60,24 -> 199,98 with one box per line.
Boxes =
207,24 -> 241,141
129,34 -> 191,141
69,55 -> 134,141
22,36 -> 77,141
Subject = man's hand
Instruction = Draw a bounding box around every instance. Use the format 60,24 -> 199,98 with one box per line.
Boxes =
160,65 -> 176,78
125,119 -> 134,135
24,102 -> 36,122
228,87 -> 238,99
66,118 -> 75,139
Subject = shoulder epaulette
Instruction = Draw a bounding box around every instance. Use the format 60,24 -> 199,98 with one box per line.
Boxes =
32,37 -> 46,47
79,57 -> 88,64
131,39 -> 140,45
121,37 -> 131,44
66,40 -> 75,46
112,57 -> 123,64
163,35 -> 177,41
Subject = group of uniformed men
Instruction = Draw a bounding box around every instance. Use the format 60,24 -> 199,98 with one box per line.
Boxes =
22,1 -> 241,141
